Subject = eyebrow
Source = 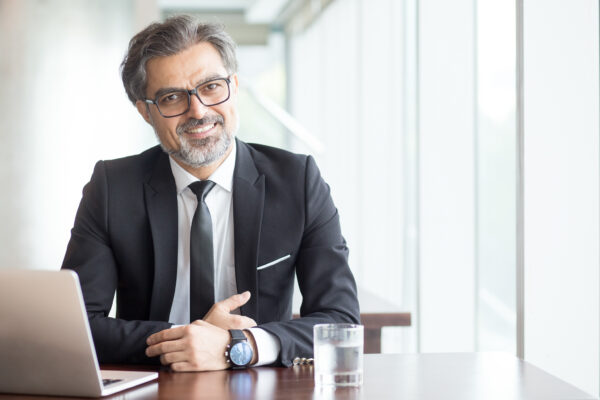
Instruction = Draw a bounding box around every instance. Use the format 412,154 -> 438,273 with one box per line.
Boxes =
152,73 -> 228,99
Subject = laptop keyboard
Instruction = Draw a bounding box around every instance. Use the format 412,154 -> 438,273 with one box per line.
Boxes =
102,378 -> 123,386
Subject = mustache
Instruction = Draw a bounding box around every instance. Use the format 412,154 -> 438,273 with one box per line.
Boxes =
176,115 -> 224,135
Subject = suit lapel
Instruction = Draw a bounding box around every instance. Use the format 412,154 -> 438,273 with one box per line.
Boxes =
144,152 -> 179,321
233,140 -> 264,322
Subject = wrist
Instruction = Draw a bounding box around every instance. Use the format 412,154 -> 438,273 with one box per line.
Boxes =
242,329 -> 258,365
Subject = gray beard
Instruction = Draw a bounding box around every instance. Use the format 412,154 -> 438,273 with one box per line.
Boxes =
156,115 -> 235,168
169,130 -> 231,168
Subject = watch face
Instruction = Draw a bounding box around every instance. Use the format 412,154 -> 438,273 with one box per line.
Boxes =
230,342 -> 253,366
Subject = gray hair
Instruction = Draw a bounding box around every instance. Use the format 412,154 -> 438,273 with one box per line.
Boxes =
120,15 -> 238,104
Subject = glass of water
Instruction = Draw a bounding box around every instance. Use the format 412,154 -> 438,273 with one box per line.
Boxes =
313,323 -> 364,387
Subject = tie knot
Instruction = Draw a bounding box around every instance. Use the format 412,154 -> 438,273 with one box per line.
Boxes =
188,180 -> 216,201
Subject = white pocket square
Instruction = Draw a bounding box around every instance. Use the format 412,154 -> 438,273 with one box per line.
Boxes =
257,254 -> 291,271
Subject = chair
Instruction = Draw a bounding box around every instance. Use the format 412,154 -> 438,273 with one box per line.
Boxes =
292,312 -> 411,353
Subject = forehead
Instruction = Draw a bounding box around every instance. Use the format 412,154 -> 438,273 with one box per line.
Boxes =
145,42 -> 227,96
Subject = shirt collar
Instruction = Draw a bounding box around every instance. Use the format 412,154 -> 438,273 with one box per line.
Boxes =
169,140 -> 236,195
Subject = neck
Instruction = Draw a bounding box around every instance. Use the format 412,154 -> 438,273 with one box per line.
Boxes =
174,143 -> 233,180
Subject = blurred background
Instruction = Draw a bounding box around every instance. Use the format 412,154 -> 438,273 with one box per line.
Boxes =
0,0 -> 598,396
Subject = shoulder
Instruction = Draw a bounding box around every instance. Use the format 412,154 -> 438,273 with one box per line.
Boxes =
241,141 -> 308,166
237,140 -> 317,181
98,145 -> 165,180
102,145 -> 163,169
236,140 -> 328,198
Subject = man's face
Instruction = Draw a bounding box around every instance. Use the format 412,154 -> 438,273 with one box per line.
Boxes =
136,42 -> 239,168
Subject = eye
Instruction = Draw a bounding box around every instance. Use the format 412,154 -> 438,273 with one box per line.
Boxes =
158,91 -> 186,105
200,81 -> 224,94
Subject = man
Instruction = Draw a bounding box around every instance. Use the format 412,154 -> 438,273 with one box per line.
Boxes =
62,15 -> 359,371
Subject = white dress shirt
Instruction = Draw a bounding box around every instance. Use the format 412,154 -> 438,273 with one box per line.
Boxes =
167,141 -> 279,366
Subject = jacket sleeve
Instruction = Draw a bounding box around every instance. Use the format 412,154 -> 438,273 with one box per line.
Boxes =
61,161 -> 171,364
257,155 -> 361,366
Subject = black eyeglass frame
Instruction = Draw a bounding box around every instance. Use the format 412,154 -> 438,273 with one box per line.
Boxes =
143,76 -> 232,118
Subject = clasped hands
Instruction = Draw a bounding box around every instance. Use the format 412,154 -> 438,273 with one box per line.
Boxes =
145,291 -> 257,372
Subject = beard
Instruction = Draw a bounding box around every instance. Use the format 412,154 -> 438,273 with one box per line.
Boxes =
158,114 -> 236,168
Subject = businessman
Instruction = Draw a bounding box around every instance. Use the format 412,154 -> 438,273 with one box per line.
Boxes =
62,15 -> 359,371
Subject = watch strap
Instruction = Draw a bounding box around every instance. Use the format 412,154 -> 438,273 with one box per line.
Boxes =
229,329 -> 246,341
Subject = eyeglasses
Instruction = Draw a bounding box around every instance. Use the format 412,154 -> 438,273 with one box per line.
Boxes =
144,77 -> 231,118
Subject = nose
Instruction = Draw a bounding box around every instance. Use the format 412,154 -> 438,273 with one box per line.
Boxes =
186,93 -> 209,119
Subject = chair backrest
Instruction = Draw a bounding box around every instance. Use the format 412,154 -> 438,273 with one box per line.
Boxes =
292,312 -> 412,353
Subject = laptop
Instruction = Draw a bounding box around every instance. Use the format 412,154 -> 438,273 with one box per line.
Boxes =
0,269 -> 158,397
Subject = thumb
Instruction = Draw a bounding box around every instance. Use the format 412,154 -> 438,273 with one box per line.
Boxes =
220,291 -> 251,312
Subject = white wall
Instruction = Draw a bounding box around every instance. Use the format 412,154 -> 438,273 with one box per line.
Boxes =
418,0 -> 476,352
476,0 -> 517,353
0,0 -> 159,271
523,0 -> 600,396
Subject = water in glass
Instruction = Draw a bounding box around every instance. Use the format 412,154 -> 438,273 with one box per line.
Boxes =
313,324 -> 363,387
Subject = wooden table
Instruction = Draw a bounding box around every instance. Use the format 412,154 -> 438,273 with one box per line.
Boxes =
0,353 -> 594,399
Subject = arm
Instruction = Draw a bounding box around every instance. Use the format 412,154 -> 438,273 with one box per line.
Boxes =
257,155 -> 361,366
61,161 -> 171,364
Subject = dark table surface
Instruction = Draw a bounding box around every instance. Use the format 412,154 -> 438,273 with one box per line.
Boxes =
0,352 -> 595,399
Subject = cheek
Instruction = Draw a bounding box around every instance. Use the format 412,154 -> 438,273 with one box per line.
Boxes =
154,120 -> 180,145
219,105 -> 237,126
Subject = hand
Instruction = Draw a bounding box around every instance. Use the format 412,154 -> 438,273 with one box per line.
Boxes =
201,291 -> 257,330
146,320 -> 229,371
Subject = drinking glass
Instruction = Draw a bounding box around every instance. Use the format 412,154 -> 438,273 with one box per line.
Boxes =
313,324 -> 364,387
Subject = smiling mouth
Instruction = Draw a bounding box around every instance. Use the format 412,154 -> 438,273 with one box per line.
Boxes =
187,122 -> 216,134
177,115 -> 225,138
182,122 -> 219,140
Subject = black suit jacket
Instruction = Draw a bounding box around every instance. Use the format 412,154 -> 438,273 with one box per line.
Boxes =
61,139 -> 360,366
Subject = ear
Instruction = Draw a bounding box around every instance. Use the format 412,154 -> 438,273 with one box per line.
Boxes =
135,100 -> 153,125
230,74 -> 239,95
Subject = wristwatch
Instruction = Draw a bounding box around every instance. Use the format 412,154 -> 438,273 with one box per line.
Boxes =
225,329 -> 253,369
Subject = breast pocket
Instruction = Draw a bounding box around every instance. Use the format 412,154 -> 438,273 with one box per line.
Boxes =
257,254 -> 291,271
256,253 -> 295,320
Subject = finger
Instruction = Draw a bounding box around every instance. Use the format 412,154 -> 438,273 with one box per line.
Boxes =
170,361 -> 193,372
241,316 -> 257,327
146,339 -> 186,357
215,291 -> 251,313
160,351 -> 189,365
227,315 -> 257,329
191,319 -> 210,327
147,326 -> 185,345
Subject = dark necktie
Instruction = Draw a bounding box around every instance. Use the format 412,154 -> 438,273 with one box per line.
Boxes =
188,180 -> 216,322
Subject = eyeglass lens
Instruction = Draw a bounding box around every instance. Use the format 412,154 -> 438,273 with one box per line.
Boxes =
156,78 -> 229,117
